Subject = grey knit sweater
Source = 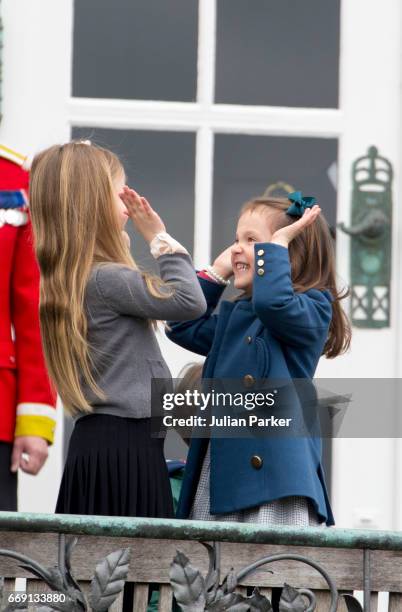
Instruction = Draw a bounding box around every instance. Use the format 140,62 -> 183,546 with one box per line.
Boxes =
78,253 -> 206,419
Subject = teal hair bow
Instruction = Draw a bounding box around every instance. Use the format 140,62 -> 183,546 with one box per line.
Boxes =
286,191 -> 317,218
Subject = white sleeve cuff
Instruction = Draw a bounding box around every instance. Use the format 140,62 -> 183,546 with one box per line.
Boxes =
149,232 -> 189,259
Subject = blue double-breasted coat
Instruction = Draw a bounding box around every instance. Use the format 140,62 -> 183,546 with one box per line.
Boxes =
167,242 -> 335,525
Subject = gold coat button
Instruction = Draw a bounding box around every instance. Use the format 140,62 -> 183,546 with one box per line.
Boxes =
257,259 -> 264,267
257,269 -> 265,276
245,336 -> 252,344
251,455 -> 263,469
243,374 -> 255,387
257,249 -> 264,256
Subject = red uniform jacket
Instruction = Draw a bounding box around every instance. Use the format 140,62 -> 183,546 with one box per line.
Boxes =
0,149 -> 56,444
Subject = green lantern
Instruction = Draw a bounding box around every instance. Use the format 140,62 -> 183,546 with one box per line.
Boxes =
339,146 -> 393,328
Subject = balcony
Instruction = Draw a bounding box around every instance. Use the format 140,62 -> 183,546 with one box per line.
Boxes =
0,512 -> 401,611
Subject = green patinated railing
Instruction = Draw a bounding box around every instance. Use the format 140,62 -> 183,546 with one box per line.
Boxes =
0,511 -> 401,551
1,512 -> 401,610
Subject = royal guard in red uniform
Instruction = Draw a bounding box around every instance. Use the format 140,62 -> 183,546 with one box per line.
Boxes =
0,144 -> 57,510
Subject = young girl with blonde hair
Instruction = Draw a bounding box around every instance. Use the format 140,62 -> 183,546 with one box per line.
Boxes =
29,140 -> 206,517
168,192 -> 351,526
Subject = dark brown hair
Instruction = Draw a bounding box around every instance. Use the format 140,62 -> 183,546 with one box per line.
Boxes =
176,362 -> 203,394
240,197 -> 351,358
175,363 -> 204,445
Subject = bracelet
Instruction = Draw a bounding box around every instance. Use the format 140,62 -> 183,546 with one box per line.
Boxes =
205,265 -> 231,286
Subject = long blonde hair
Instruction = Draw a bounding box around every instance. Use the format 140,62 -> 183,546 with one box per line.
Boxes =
30,141 -> 169,415
241,197 -> 351,358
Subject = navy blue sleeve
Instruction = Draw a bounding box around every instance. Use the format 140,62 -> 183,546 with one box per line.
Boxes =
166,275 -> 226,356
252,243 -> 332,348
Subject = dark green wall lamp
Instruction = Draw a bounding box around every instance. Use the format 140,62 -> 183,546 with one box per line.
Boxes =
338,146 -> 393,328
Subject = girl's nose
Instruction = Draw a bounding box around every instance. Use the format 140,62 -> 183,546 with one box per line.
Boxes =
231,242 -> 242,254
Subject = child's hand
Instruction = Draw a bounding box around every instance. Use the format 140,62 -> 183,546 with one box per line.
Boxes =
271,205 -> 322,248
212,246 -> 234,280
120,186 -> 166,244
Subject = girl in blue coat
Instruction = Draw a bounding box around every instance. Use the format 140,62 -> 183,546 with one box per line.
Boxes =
167,192 -> 351,526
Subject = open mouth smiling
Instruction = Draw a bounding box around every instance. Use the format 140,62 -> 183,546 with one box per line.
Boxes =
234,262 -> 250,272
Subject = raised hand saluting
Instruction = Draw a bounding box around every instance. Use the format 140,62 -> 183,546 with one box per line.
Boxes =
120,186 -> 166,244
271,204 -> 322,248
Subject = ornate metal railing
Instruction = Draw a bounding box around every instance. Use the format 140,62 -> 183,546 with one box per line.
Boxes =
0,512 -> 401,611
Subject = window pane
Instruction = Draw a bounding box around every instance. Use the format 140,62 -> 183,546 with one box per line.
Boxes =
72,128 -> 195,269
73,0 -> 198,101
215,0 -> 340,108
212,134 -> 338,262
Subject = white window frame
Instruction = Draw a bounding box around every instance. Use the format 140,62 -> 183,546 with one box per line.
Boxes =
68,0 -> 342,269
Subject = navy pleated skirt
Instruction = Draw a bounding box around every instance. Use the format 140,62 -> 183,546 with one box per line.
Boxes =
55,414 -> 173,518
